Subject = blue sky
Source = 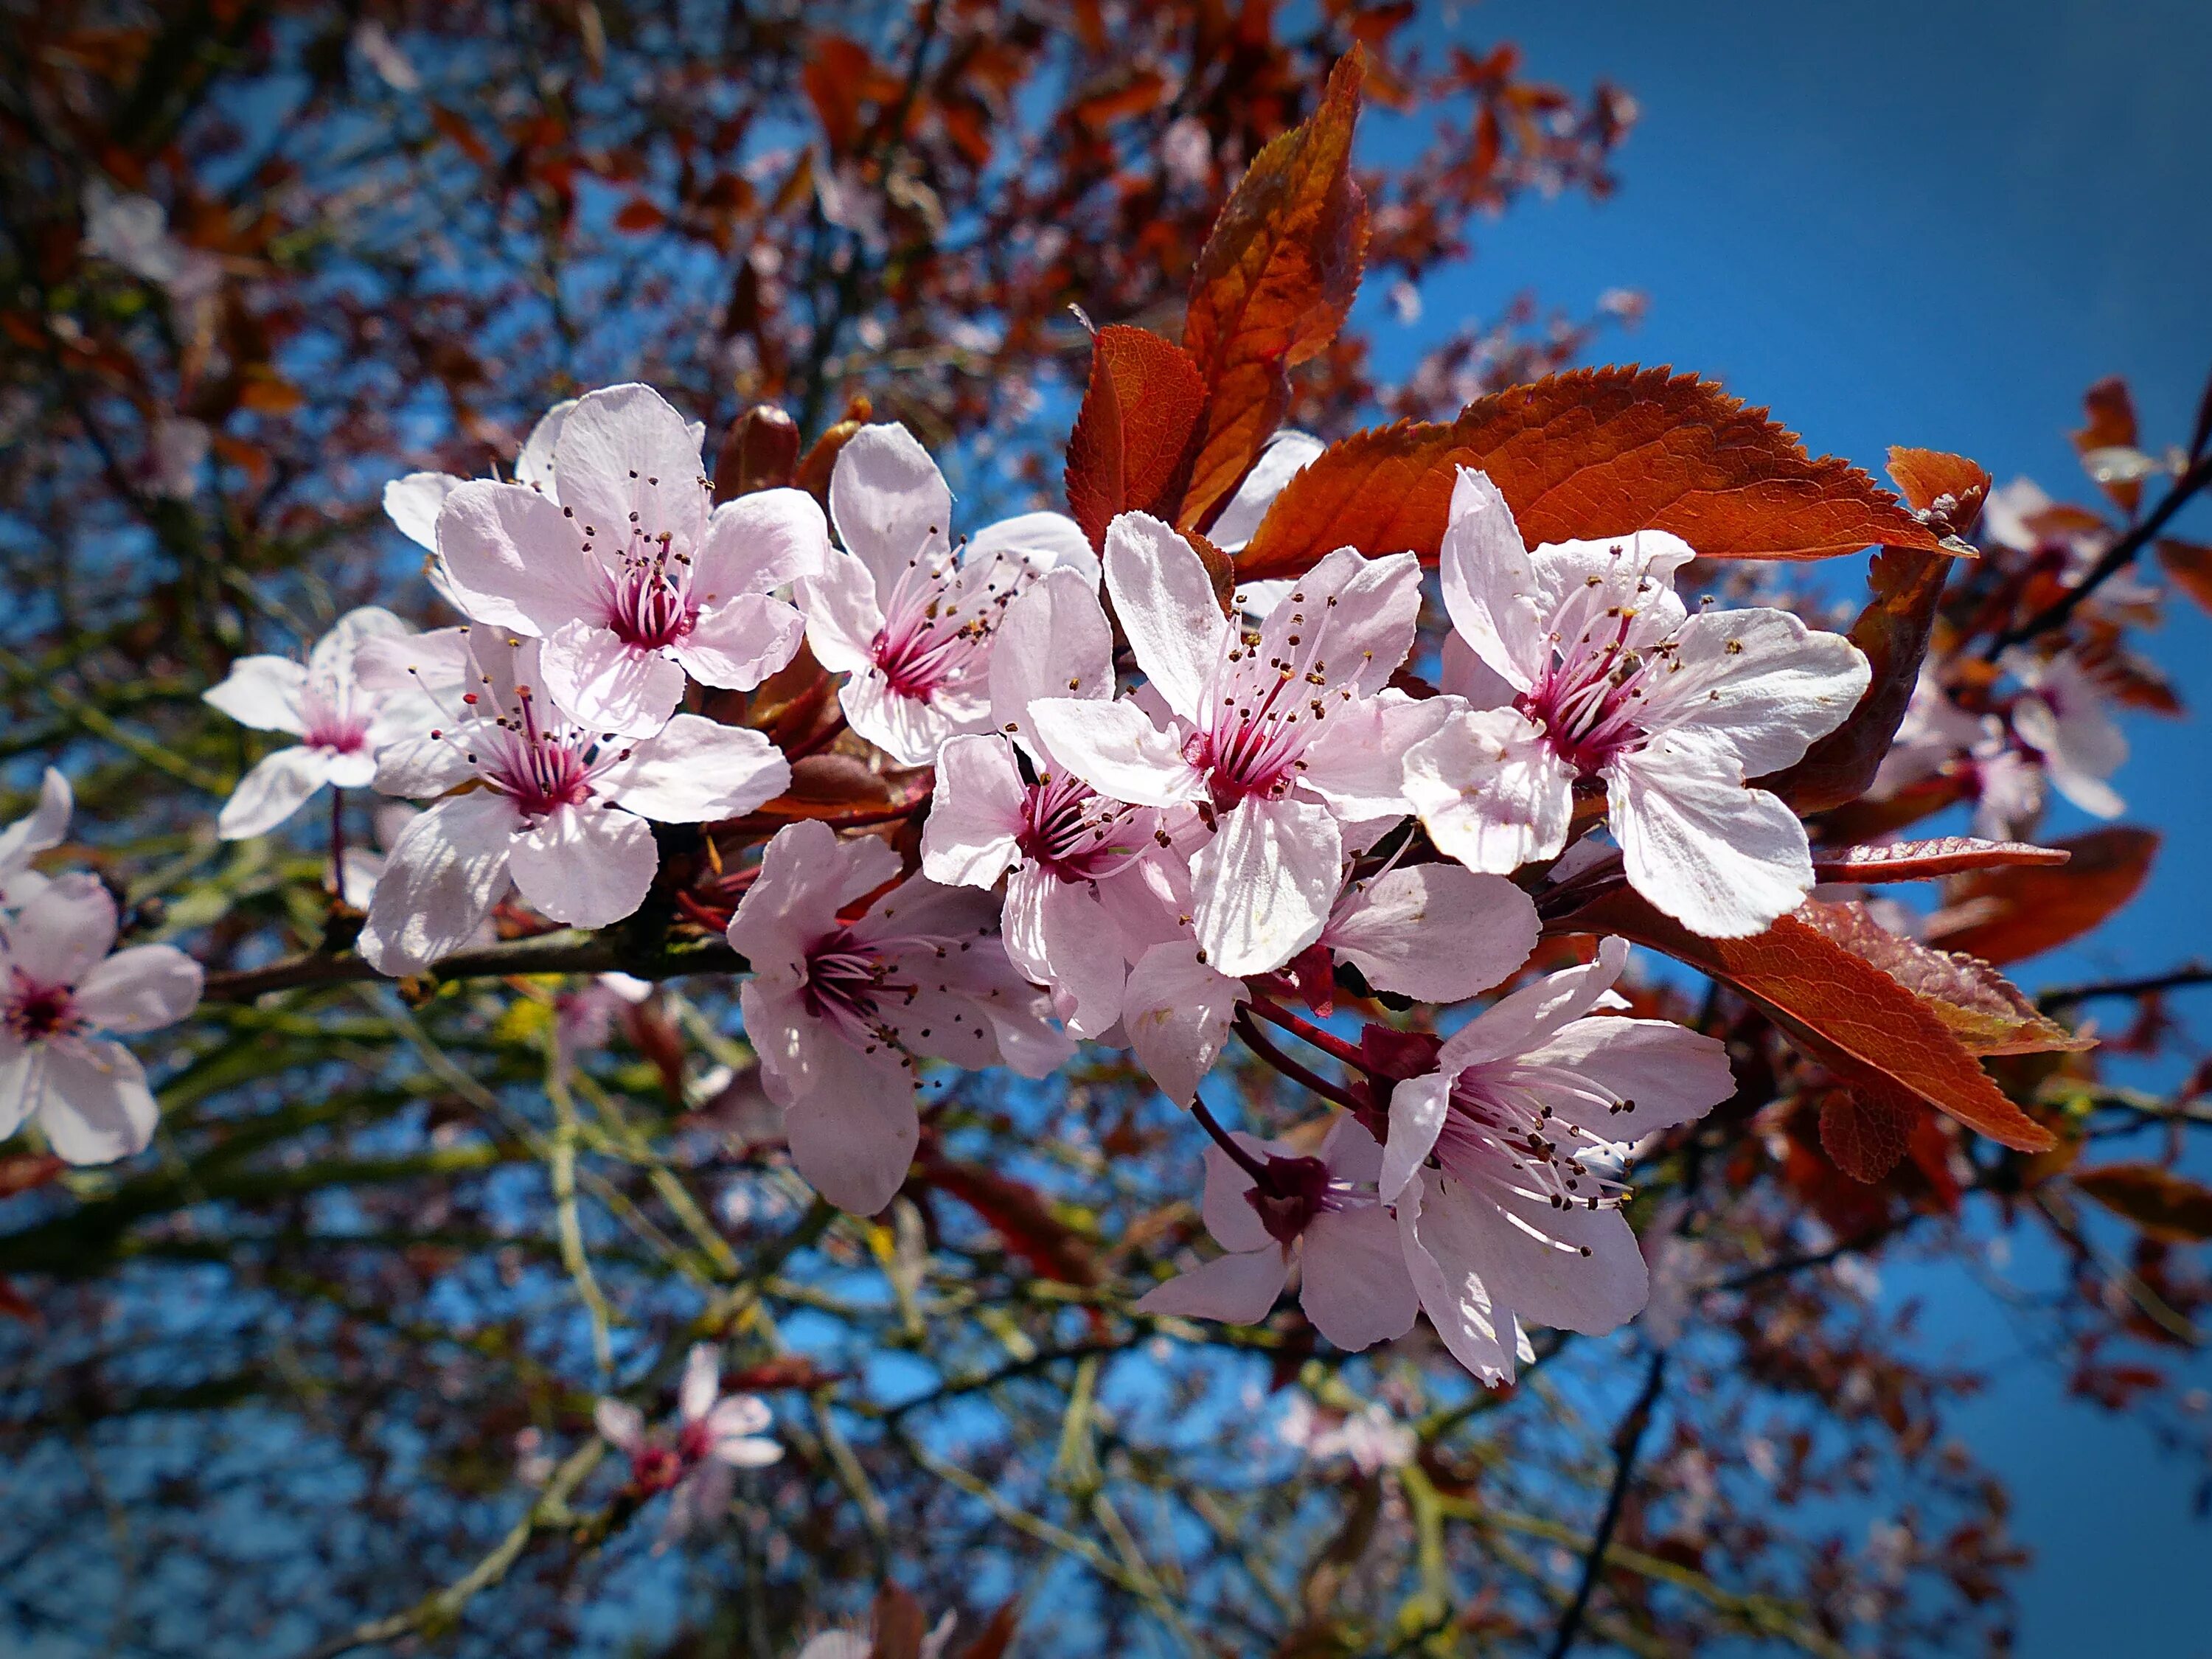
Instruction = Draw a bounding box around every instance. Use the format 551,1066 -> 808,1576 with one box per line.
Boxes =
1362,2 -> 2212,1649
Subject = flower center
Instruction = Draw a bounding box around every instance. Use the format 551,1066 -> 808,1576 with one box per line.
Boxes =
866,545 -> 1020,703
1435,1062 -> 1638,1225
630,1444 -> 684,1494
1015,774 -> 1150,882
4,973 -> 78,1043
297,686 -> 372,755
1193,612 -> 1348,810
606,538 -> 696,652
1516,576 -> 1681,775
1244,1153 -> 1346,1245
800,931 -> 904,1029
445,680 -> 625,819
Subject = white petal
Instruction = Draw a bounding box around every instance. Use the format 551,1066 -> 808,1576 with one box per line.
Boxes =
1135,1248 -> 1287,1326
73,945 -> 202,1034
706,1393 -> 771,1441
1273,546 -> 1423,699
679,1343 -> 720,1423
598,714 -> 790,822
383,473 -> 461,550
1395,1175 -> 1516,1385
838,667 -> 960,768
797,545 -> 886,676
1027,698 -> 1203,808
1380,1071 -> 1451,1203
4,874 -> 117,986
1301,1205 -> 1420,1350
594,1398 -> 645,1452
919,736 -> 1026,888
1437,467 -> 1544,690
1122,942 -> 1248,1104
1033,876 -> 1127,1040
538,622 -> 684,737
36,1039 -> 159,1165
358,792 -> 520,975
1200,1131 -> 1279,1253
1206,429 -> 1324,553
1437,939 -> 1632,1073
672,595 -> 807,693
1609,734 -> 1813,938
1324,863 -> 1538,1004
203,656 -> 307,734
1657,608 -> 1871,774
1102,512 -> 1229,723
551,383 -> 709,557
829,422 -> 952,592
1318,1113 -> 1385,1183
989,566 -> 1115,762
748,983 -> 919,1216
0,768 -> 72,873
1443,1178 -> 1649,1337
1403,707 -> 1573,874
967,509 -> 1099,587
515,399 -> 577,493
508,805 -> 658,928
1520,1015 -> 1736,1134
726,822 -> 897,974
216,745 -> 333,839
698,487 -> 830,593
1191,795 -> 1340,978
434,479 -> 601,635
1297,692 -> 1455,818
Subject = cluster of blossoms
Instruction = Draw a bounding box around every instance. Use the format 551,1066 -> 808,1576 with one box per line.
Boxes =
77,380 -> 1889,1389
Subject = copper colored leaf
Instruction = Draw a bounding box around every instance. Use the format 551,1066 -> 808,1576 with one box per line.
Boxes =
803,35 -> 874,154
1924,827 -> 2158,965
713,404 -> 800,499
2073,375 -> 2143,515
950,1601 -> 1021,1659
0,1154 -> 63,1199
613,196 -> 665,233
1820,1087 -> 1919,1183
1794,898 -> 2093,1057
1884,445 -> 1993,539
1564,888 -> 2055,1155
1180,49 -> 1368,532
917,1146 -> 1102,1287
869,1583 -> 931,1659
2155,539 -> 2212,615
1064,324 -> 1208,549
1070,66 -> 1169,132
1761,545 -> 1950,813
2073,1161 -> 2212,1242
1236,367 -> 1952,580
1811,837 -> 2070,883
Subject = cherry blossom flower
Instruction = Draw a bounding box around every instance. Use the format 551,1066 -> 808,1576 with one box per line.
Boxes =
358,630 -> 789,975
1276,1394 -> 1419,1475
800,422 -> 1096,766
2006,649 -> 2126,821
1310,859 -> 1541,1005
429,383 -> 825,736
0,768 -> 72,910
919,567 -> 1173,1037
1405,468 -> 1870,939
203,608 -> 437,841
594,1343 -> 781,1548
1121,940 -> 1250,1106
80,181 -> 220,302
1030,513 -> 1441,975
381,398 -> 575,558
1138,1116 -> 1417,1352
1380,939 -> 1735,1383
726,820 -> 1074,1214
0,874 -> 203,1164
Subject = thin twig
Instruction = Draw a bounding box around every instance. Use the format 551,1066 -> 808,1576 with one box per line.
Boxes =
2038,962 -> 2212,1011
1232,1007 -> 1365,1112
1547,1349 -> 1669,1659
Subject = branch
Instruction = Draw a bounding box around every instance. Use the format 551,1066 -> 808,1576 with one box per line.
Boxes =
2038,962 -> 2212,1011
1547,1349 -> 1669,1659
1986,451 -> 2212,655
201,933 -> 747,1002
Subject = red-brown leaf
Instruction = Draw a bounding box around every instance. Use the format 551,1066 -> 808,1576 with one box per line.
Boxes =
1923,827 -> 2158,965
1811,838 -> 2070,884
613,196 -> 665,233
916,1147 -> 1102,1287
1180,49 -> 1368,532
1064,324 -> 1208,549
1820,1086 -> 1919,1183
1884,445 -> 1993,539
1562,888 -> 2055,1154
1794,899 -> 2093,1057
2073,375 -> 2143,515
1235,366 -> 1953,580
2073,1161 -> 2212,1242
0,1153 -> 64,1198
2155,539 -> 2212,615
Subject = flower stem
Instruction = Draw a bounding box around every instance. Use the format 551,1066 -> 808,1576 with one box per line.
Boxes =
1232,1007 -> 1364,1112
1187,1099 -> 1271,1185
1243,997 -> 1368,1071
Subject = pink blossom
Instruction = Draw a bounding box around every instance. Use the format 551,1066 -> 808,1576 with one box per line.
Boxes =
726,821 -> 1074,1215
1138,1116 -> 1418,1352
0,769 -> 72,911
0,874 -> 203,1165
381,397 -> 574,557
1381,939 -> 1735,1383
1405,468 -> 1870,939
2006,649 -> 2126,821
203,608 -> 437,840
358,630 -> 789,975
1029,512 -> 1441,975
919,567 -> 1172,1037
1313,859 -> 1540,1004
594,1343 -> 781,1548
800,422 -> 1097,765
428,383 -> 824,736
1121,940 -> 1248,1105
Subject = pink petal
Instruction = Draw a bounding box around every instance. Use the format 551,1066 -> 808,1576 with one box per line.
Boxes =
760,1006 -> 919,1215
1205,429 -> 1324,554
216,745 -> 334,840
1609,732 -> 1813,938
599,714 -> 790,822
1101,512 -> 1229,723
73,945 -> 201,1034
1436,939 -> 1632,1074
705,1393 -> 771,1441
1324,863 -> 1538,1004
507,804 -> 658,929
838,664 -> 959,768
35,1037 -> 158,1165
1317,1113 -> 1385,1183
1657,607 -> 1871,774
514,398 -> 576,492
358,791 -> 520,975
1436,467 -> 1544,690
1122,942 -> 1248,1105
1196,1130 -> 1281,1253
1520,1016 -> 1736,1135
1026,698 -> 1202,809
538,619 -> 686,737
678,1343 -> 719,1423
1269,546 -> 1422,699
919,736 -> 1027,888
5,874 -> 116,986
1033,874 -> 1128,1040
672,594 -> 807,692
1300,1204 -> 1419,1350
1441,1176 -> 1649,1337
1380,1072 -> 1450,1204
0,768 -> 72,872
1135,1246 -> 1288,1325
594,1398 -> 645,1452
968,509 -> 1099,588
1295,692 -> 1453,819
1403,707 -> 1574,875
382,471 -> 459,551
827,422 -> 951,591
988,567 -> 1114,762
1191,794 -> 1340,978
798,546 -> 887,676
1395,1173 -> 1516,1385
549,383 -> 709,560
435,479 -> 599,635
698,486 -> 830,594
202,655 -> 307,735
